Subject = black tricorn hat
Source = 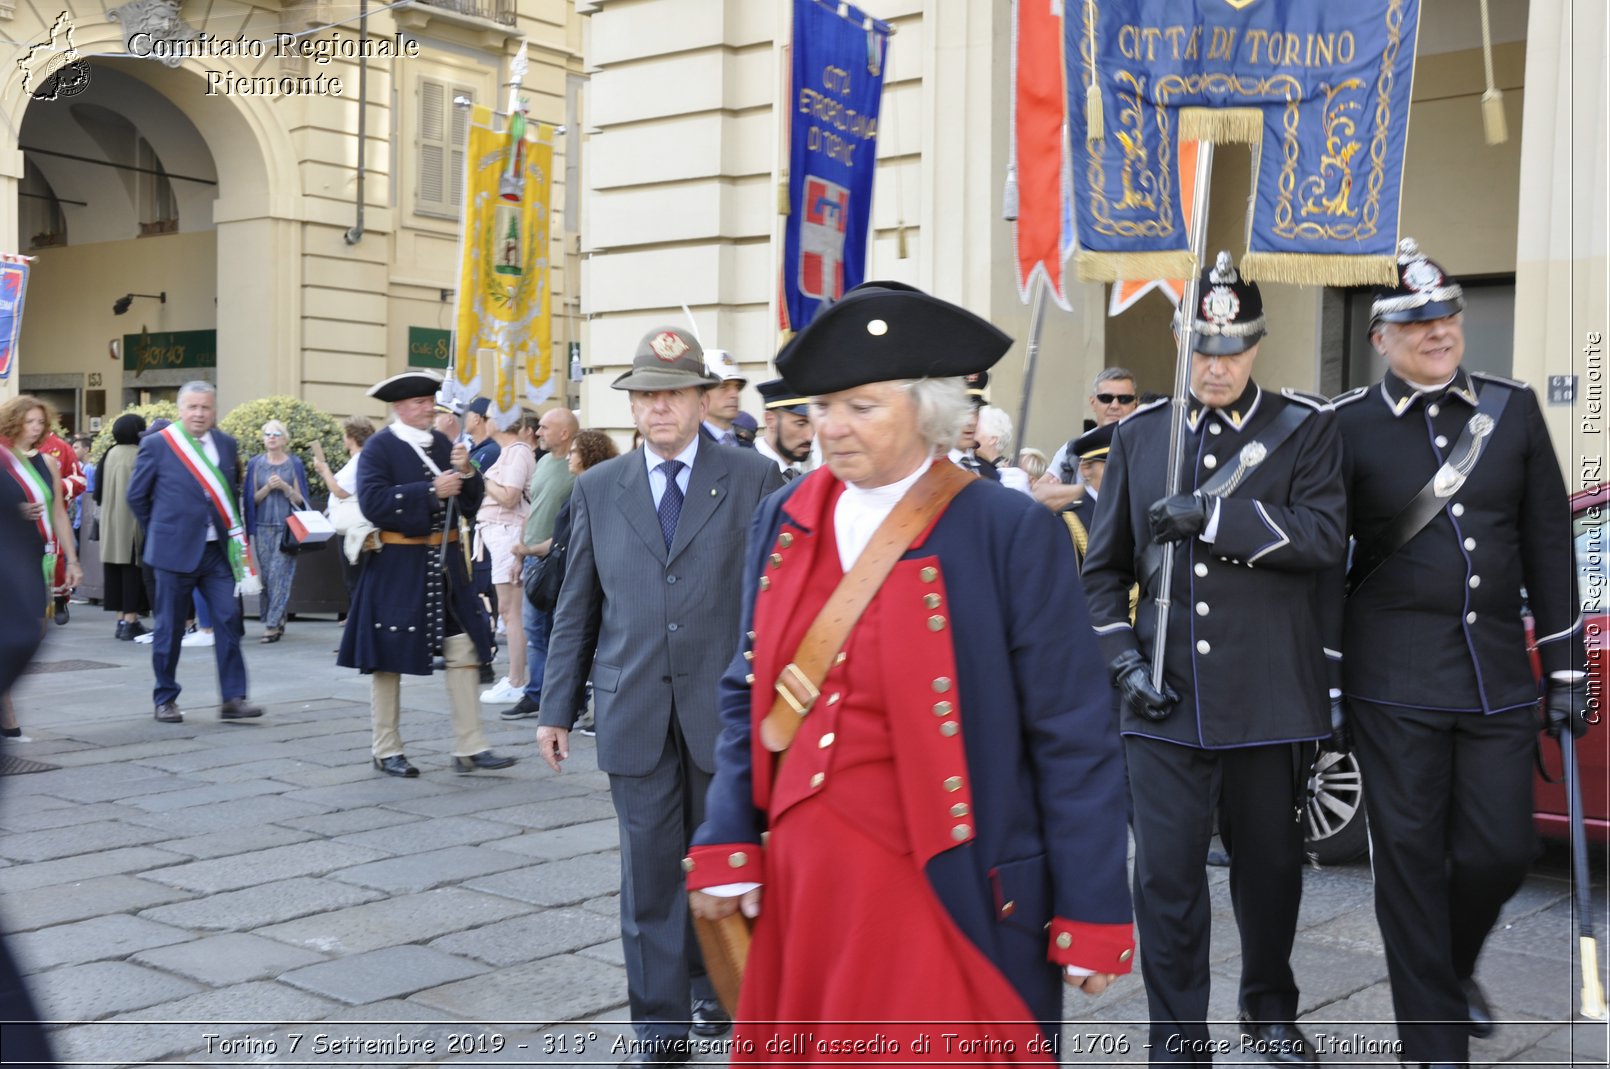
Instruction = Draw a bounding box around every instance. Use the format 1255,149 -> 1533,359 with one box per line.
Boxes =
1072,421 -> 1115,461
1371,237 -> 1465,327
774,281 -> 1013,396
1191,251 -> 1266,356
757,378 -> 810,414
369,371 -> 446,403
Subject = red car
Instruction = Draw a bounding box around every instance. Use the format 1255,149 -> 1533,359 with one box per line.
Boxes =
1305,483 -> 1609,864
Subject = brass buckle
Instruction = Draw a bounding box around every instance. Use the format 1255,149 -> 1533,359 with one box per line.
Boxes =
775,662 -> 820,718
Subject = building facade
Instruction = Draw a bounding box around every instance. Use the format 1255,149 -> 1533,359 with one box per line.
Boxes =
5,0 -> 582,428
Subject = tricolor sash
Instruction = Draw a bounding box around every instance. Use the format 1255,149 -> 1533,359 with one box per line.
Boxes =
1,447 -> 55,588
159,425 -> 262,594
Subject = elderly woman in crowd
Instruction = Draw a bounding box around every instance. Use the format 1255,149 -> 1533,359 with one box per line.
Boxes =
243,418 -> 310,643
96,413 -> 150,640
0,396 -> 82,740
686,283 -> 1134,1063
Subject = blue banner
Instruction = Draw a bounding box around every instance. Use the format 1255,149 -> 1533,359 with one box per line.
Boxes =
1067,0 -> 1421,286
0,259 -> 29,380
783,0 -> 890,332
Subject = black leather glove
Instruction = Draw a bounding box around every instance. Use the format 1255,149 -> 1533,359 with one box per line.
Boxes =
1543,675 -> 1590,739
1147,492 -> 1211,544
1321,693 -> 1352,755
1110,649 -> 1178,722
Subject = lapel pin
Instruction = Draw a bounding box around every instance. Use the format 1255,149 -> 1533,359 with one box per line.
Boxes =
710,488 -> 718,496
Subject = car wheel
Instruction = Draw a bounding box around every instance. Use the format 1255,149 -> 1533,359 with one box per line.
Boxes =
1304,749 -> 1369,865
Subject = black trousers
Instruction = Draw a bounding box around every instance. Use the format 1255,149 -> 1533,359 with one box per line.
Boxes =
1349,698 -> 1537,1064
1126,736 -> 1307,1067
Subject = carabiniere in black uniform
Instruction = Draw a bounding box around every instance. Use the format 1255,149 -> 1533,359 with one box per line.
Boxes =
1330,239 -> 1587,1069
1083,252 -> 1347,1067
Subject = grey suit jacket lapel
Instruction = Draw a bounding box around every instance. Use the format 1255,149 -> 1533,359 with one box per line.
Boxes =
614,449 -> 666,557
668,440 -> 729,564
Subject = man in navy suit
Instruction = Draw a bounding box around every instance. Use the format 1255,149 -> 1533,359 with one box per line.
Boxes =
127,381 -> 263,724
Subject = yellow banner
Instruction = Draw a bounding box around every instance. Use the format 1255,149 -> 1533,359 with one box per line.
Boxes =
453,104 -> 555,422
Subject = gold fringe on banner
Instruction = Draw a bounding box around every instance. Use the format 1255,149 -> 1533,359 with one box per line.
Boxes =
1178,107 -> 1263,144
1075,250 -> 1198,283
1086,83 -> 1104,142
1240,252 -> 1400,287
1481,90 -> 1508,145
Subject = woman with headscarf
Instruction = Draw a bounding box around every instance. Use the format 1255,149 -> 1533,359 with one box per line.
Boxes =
243,418 -> 310,643
95,413 -> 150,639
686,283 -> 1134,1064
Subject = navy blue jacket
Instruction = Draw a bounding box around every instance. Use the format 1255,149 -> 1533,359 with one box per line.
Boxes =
337,427 -> 491,675
126,428 -> 243,573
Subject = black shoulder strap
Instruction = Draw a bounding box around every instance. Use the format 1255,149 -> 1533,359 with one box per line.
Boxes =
1346,383 -> 1514,594
1198,401 -> 1313,499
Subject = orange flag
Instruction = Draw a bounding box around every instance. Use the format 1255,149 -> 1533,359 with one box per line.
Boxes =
1108,140 -> 1201,316
1008,0 -> 1069,307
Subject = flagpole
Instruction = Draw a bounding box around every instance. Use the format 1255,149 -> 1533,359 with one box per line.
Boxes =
1151,140 -> 1215,693
1015,272 -> 1048,450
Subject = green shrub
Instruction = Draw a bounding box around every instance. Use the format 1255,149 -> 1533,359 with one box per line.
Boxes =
217,396 -> 345,501
90,401 -> 179,463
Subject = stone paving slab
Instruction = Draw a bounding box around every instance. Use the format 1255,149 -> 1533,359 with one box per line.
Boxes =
30,771 -> 203,804
115,794 -> 334,834
275,805 -> 424,837
280,944 -> 490,1005
276,776 -> 464,811
0,799 -> 149,832
254,887 -> 537,955
28,959 -> 204,1021
0,818 -> 176,862
123,776 -> 292,813
192,757 -> 330,784
39,738 -> 210,767
474,795 -> 620,831
329,844 -> 531,894
0,845 -> 185,894
139,876 -> 386,931
8,913 -> 193,974
378,781 -> 571,819
484,819 -> 620,863
574,938 -> 626,970
409,953 -> 628,1026
138,742 -> 312,774
333,815 -> 527,855
156,823 -> 318,861
265,762 -> 391,788
142,839 -> 392,893
463,853 -> 623,909
429,908 -> 621,967
1,874 -> 191,933
132,932 -> 329,986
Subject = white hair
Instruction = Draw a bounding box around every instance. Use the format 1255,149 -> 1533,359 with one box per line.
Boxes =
177,380 -> 216,403
898,377 -> 972,453
976,404 -> 1014,455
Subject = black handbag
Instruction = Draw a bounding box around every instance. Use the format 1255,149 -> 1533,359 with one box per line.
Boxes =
524,542 -> 566,611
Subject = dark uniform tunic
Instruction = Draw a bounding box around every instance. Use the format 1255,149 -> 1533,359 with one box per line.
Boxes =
337,427 -> 492,676
1082,383 -> 1346,1063
1332,368 -> 1583,1065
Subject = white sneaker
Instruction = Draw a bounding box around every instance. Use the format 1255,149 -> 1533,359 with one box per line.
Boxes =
133,632 -> 155,645
181,630 -> 215,648
480,676 -> 522,703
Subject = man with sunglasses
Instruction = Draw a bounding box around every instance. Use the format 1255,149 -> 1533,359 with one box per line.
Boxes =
1053,367 -> 1140,485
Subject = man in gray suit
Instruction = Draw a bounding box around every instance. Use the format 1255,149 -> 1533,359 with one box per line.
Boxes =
538,326 -> 785,1065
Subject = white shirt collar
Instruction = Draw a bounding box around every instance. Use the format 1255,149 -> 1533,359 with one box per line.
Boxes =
391,417 -> 434,448
834,457 -> 933,571
644,435 -> 700,477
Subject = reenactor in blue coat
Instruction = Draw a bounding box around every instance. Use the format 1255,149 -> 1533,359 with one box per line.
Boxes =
1330,239 -> 1588,1068
337,371 -> 516,778
1083,252 -> 1347,1066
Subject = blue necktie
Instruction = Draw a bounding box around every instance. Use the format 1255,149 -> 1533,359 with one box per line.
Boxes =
656,460 -> 685,551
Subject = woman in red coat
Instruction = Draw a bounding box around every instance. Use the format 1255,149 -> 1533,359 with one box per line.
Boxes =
687,284 -> 1135,1066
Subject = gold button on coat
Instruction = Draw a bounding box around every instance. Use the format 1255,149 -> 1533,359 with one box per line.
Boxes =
779,533 -> 794,548
1119,949 -> 1134,962
924,593 -> 942,609
944,776 -> 963,792
759,577 -> 771,591
933,701 -> 953,717
681,857 -> 695,873
810,772 -> 825,788
950,803 -> 969,818
728,851 -> 748,868
927,615 -> 946,631
769,553 -> 783,568
951,824 -> 971,841
920,566 -> 938,582
932,677 -> 952,693
1055,932 -> 1073,950
940,722 -> 959,737
818,732 -> 835,748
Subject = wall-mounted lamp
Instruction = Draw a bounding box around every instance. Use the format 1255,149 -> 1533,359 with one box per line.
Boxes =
113,291 -> 166,315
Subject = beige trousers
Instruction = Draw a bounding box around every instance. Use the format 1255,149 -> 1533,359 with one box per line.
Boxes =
370,632 -> 490,759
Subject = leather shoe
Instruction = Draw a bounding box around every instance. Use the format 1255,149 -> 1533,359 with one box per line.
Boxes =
453,751 -> 516,773
690,998 -> 730,1038
154,701 -> 183,724
373,754 -> 419,778
1238,1019 -> 1318,1065
219,699 -> 264,720
1460,977 -> 1495,1038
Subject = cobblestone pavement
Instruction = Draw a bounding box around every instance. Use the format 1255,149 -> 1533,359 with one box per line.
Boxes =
1,610 -> 1605,1067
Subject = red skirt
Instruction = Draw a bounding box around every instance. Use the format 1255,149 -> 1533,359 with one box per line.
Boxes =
732,797 -> 1053,1067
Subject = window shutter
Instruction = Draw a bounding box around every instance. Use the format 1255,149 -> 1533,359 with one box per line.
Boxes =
450,87 -> 471,207
418,78 -> 445,211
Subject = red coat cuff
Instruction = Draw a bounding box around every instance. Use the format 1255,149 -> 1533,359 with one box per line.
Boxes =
683,842 -> 765,892
1047,918 -> 1135,975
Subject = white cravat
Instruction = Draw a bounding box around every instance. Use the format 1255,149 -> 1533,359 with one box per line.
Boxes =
833,458 -> 932,571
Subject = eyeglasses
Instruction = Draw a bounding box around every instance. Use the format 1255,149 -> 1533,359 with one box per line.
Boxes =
1094,393 -> 1137,406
